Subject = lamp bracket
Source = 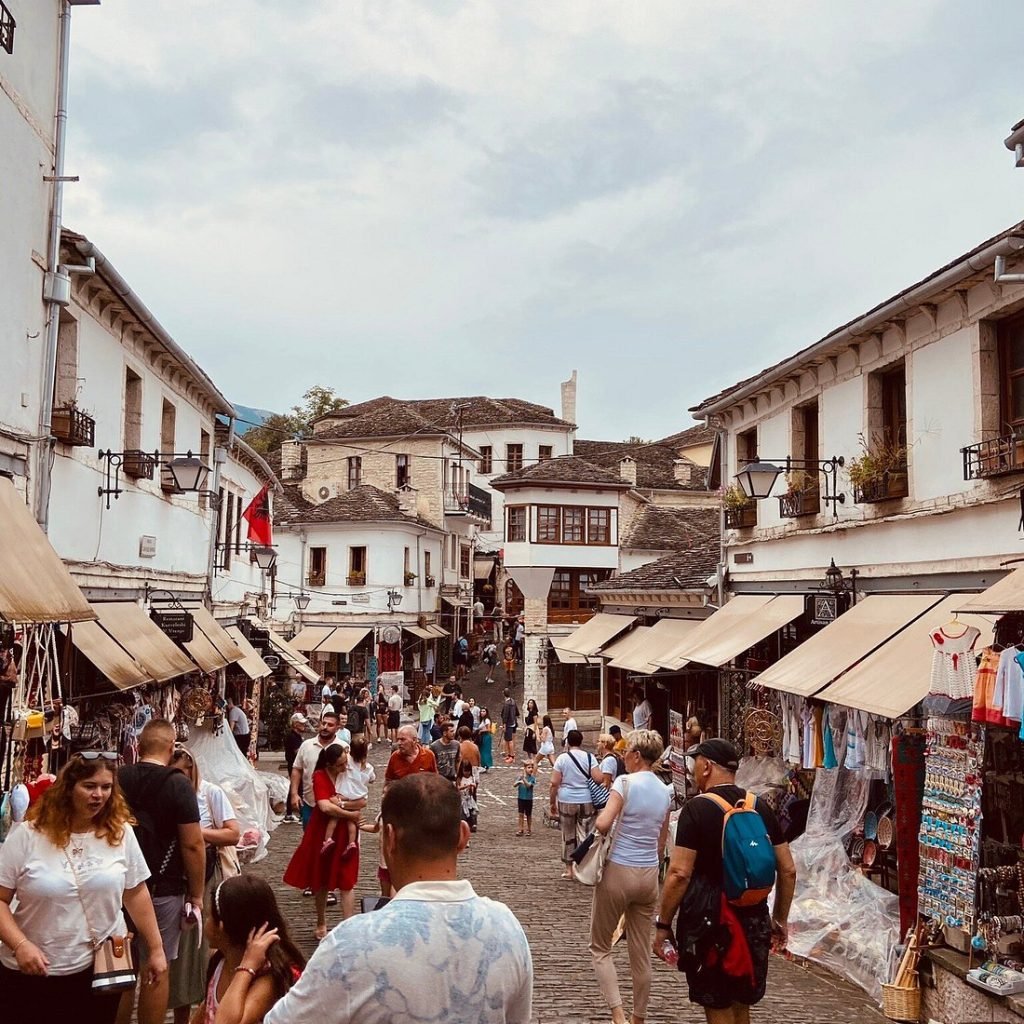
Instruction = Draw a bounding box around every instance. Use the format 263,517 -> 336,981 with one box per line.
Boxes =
737,454 -> 846,519
97,448 -> 210,509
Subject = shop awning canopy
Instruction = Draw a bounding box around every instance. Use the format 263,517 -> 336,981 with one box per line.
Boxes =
600,626 -> 654,673
815,595 -> 996,718
263,628 -> 310,664
92,602 -> 197,682
625,618 -> 704,674
654,595 -> 805,670
0,477 -> 94,624
189,607 -> 244,666
317,626 -> 373,654
224,626 -> 274,680
182,628 -> 230,673
551,643 -> 591,664
425,624 -> 449,638
66,620 -> 150,690
559,613 -> 637,657
289,625 -> 336,652
404,625 -> 436,640
473,560 -> 495,580
956,570 -> 1024,614
756,594 -> 945,698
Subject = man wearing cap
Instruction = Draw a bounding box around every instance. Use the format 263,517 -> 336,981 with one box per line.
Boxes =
283,712 -> 308,822
654,738 -> 797,1024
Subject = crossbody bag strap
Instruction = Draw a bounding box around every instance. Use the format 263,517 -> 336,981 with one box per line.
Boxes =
64,840 -> 101,951
606,775 -> 631,851
567,750 -> 593,782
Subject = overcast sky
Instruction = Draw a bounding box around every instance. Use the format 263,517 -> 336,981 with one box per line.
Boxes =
64,1 -> 1024,441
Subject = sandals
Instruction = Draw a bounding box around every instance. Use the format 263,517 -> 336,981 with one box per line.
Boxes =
515,830 -> 524,836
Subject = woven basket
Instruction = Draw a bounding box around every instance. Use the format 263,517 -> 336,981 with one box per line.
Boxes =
881,977 -> 920,1022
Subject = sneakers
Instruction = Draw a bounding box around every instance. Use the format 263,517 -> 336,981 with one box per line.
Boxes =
282,813 -> 298,824
326,892 -> 338,907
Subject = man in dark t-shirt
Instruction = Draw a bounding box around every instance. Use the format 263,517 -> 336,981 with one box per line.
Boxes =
118,719 -> 204,1024
429,720 -> 462,782
655,738 -> 797,1021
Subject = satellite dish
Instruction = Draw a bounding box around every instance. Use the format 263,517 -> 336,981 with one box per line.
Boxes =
381,625 -> 401,645
318,486 -> 330,500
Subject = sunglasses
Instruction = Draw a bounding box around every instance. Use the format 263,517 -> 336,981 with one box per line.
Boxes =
75,751 -> 118,762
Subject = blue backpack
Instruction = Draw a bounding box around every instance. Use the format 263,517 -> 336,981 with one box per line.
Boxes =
702,791 -> 777,907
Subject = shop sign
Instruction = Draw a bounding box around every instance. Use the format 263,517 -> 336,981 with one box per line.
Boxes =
350,594 -> 371,604
668,709 -> 687,798
151,609 -> 193,643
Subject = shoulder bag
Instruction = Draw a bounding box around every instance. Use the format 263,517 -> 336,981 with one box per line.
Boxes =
65,842 -> 137,991
568,750 -> 609,809
571,776 -> 631,886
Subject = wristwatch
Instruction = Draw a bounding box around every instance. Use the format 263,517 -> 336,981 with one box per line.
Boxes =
655,920 -> 673,931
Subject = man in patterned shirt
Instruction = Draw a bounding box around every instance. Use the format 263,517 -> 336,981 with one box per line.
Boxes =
265,773 -> 533,1024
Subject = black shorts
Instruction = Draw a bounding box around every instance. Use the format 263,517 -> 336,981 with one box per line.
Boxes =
503,726 -> 515,742
684,905 -> 771,1010
517,798 -> 533,815
387,710 -> 401,729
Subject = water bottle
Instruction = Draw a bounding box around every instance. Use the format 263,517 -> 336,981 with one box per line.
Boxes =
658,939 -> 678,965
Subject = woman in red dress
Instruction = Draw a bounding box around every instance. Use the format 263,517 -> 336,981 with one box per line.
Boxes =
282,744 -> 364,940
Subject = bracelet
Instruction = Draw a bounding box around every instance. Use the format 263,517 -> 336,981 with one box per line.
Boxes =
655,921 -> 673,931
11,937 -> 28,954
234,967 -> 257,979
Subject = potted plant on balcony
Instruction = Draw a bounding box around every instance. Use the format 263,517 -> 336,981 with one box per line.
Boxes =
778,471 -> 819,518
721,484 -> 757,528
404,571 -> 417,586
347,571 -> 366,586
848,435 -> 909,503
424,574 -> 436,587
50,399 -> 95,447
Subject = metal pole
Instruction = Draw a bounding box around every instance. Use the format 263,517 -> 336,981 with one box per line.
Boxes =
205,419 -> 234,605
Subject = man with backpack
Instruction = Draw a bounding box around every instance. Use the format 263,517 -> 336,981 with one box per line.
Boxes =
654,739 -> 797,1024
117,720 -> 206,1024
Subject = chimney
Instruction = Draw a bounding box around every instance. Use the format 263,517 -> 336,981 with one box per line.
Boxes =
279,440 -> 303,482
673,459 -> 694,486
560,370 -> 578,425
619,456 -> 637,487
396,484 -> 418,516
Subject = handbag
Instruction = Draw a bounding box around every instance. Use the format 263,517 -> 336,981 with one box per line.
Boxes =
66,844 -> 137,991
568,750 -> 609,809
217,843 -> 241,878
571,776 -> 631,886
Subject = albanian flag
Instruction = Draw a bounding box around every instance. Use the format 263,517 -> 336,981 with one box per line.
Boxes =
241,484 -> 273,547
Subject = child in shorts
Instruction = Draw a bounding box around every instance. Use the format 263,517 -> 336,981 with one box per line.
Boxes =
322,736 -> 375,854
514,760 -> 536,836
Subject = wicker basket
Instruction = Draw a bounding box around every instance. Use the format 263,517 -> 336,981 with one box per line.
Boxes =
881,977 -> 920,1022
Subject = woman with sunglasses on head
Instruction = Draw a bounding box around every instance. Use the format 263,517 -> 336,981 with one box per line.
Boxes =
0,751 -> 165,1023
166,745 -> 241,1024
200,874 -> 304,1024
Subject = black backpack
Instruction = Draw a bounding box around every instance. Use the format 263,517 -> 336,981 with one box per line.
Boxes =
121,766 -> 180,888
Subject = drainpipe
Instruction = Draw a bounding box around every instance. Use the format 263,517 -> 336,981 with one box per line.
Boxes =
205,419 -> 234,606
35,1 -> 74,531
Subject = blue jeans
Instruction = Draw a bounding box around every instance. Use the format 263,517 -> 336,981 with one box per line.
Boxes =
419,721 -> 432,743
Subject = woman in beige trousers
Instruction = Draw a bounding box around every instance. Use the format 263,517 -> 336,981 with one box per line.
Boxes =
589,730 -> 672,1024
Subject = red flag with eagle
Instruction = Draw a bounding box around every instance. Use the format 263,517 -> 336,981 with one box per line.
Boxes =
241,484 -> 273,547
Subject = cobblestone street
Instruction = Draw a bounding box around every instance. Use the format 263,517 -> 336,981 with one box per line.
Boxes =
250,711 -> 888,1024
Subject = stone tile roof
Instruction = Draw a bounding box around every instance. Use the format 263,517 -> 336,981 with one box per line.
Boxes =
312,395 -> 573,440
622,506 -> 719,551
572,439 -> 708,491
490,455 -> 629,489
589,546 -> 719,593
274,484 -> 438,531
658,422 -> 716,449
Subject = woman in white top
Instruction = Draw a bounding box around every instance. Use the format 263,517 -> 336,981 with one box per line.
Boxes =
167,746 -> 241,1024
0,751 -> 165,1023
595,734 -> 620,792
589,729 -> 672,1024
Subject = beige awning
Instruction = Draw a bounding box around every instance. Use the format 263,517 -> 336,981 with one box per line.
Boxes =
957,570 -> 1024,614
223,625 -> 274,680
473,560 -> 495,580
600,626 -> 654,673
404,625 -> 436,640
654,595 -> 805,670
425,624 -> 449,638
551,643 -> 590,664
264,628 -> 310,665
559,613 -> 637,657
189,607 -> 243,665
182,628 -> 230,673
289,625 -> 336,652
93,602 -> 197,682
317,626 -> 373,654
0,477 -> 94,624
815,595 -> 995,718
757,594 -> 945,698
627,618 -> 704,673
66,620 -> 150,690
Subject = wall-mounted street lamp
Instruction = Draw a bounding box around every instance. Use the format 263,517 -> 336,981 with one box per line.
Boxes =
735,455 -> 845,512
214,542 -> 277,572
293,593 -> 311,611
97,448 -> 212,509
387,589 -> 403,613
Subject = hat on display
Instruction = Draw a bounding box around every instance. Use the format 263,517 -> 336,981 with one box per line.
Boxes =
684,738 -> 740,772
290,712 -> 308,725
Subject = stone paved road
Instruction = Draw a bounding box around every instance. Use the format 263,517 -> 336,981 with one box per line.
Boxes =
250,728 -> 889,1024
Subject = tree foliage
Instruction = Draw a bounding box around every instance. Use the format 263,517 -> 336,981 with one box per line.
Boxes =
243,386 -> 348,454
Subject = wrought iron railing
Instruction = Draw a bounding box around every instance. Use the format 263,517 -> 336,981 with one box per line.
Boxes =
962,434 -> 1024,480
50,404 -> 94,447
122,449 -> 156,480
0,3 -> 14,55
724,501 -> 757,529
443,482 -> 492,521
852,468 -> 909,504
778,486 -> 820,518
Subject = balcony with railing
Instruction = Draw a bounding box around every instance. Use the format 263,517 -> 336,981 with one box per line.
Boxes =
307,570 -> 326,587
51,404 -> 95,447
443,482 -> 492,522
962,434 -> 1024,480
852,467 -> 909,504
778,485 -> 820,519
724,500 -> 757,529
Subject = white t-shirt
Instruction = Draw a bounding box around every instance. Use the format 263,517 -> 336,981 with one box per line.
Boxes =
198,780 -> 236,830
632,700 -> 653,732
452,699 -> 466,719
608,772 -> 672,869
387,693 -> 403,713
227,705 -> 250,736
0,822 -> 150,975
562,717 -> 577,741
294,737 -> 338,807
598,754 -> 618,779
337,761 -> 376,801
554,749 -> 595,804
322,684 -> 334,701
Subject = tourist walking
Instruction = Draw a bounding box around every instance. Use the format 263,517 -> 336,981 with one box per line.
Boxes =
537,715 -> 556,770
631,689 -> 653,733
0,752 -> 165,1023
289,711 -> 343,828
655,739 -> 798,1023
549,729 -> 602,879
514,616 -> 525,661
595,733 -> 623,793
523,699 -> 540,758
166,746 -> 241,1024
283,713 -> 307,777
346,689 -> 372,748
589,730 -> 672,1024
562,707 -> 578,750
500,688 -> 520,763
457,760 -> 479,832
430,719 -> 462,782
262,774 -> 533,1024
482,640 -> 498,683
478,707 -> 494,771
374,690 -> 388,741
201,875 -> 305,1024
502,641 -> 517,684
386,684 -> 404,743
118,720 -> 206,1024
282,744 -> 366,939
417,687 -> 438,743
384,725 -> 438,783
225,697 -> 251,757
